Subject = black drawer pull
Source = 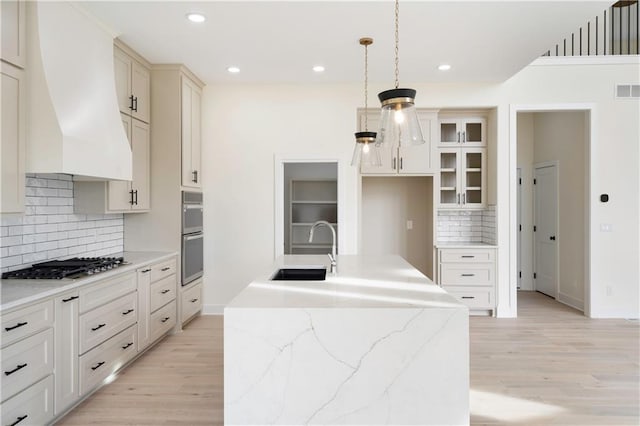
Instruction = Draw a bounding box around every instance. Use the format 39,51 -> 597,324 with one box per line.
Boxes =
122,309 -> 134,315
122,342 -> 134,350
5,363 -> 27,376
91,361 -> 105,371
461,274 -> 475,277
161,267 -> 171,272
461,296 -> 475,299
161,316 -> 171,323
62,295 -> 79,303
91,323 -> 106,331
461,255 -> 475,258
160,289 -> 171,294
9,415 -> 28,426
141,268 -> 151,273
5,321 -> 28,332
190,298 -> 199,303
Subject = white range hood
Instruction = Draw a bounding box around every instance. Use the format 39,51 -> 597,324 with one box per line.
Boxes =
26,1 -> 132,181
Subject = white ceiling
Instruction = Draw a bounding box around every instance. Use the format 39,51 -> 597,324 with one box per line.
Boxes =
80,1 -> 612,85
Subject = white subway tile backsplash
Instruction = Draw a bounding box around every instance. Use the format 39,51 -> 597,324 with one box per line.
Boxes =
437,207 -> 496,244
0,173 -> 124,272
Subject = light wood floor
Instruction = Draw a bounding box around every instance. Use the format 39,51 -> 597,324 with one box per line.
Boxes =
57,291 -> 639,425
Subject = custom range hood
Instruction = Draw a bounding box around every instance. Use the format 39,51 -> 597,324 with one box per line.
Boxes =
26,2 -> 131,181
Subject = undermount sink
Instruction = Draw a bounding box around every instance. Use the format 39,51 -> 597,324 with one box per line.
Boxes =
271,267 -> 327,281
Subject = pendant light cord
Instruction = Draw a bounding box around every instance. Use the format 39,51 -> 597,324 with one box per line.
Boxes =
364,42 -> 369,131
394,0 -> 400,89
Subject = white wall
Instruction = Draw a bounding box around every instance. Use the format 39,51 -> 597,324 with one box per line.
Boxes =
202,60 -> 639,319
533,111 -> 587,310
517,113 -> 535,290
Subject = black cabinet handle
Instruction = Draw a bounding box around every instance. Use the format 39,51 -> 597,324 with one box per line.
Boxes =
4,363 -> 27,376
62,295 -> 79,303
5,321 -> 27,332
550,236 -> 556,241
461,255 -> 475,258
400,158 -> 403,170
161,289 -> 171,294
461,274 -> 475,277
91,323 -> 106,331
129,189 -> 134,205
461,296 -> 475,299
9,415 -> 28,426
122,342 -> 134,350
161,317 -> 171,323
133,190 -> 138,205
133,96 -> 138,112
91,361 -> 105,371
141,268 -> 151,273
129,95 -> 134,111
190,298 -> 199,303
192,170 -> 198,183
161,267 -> 171,272
122,309 -> 134,315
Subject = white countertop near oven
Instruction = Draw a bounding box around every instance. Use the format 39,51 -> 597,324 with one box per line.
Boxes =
435,242 -> 498,248
0,251 -> 177,312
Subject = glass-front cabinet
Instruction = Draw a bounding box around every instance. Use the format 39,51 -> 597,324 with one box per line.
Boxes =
439,117 -> 486,147
438,148 -> 486,209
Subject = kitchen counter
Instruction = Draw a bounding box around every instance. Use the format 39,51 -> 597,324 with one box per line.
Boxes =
435,242 -> 498,248
224,254 -> 469,425
0,251 -> 177,312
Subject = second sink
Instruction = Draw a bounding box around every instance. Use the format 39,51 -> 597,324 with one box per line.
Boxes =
271,267 -> 326,281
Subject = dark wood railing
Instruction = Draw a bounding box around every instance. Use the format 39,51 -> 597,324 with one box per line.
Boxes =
543,1 -> 639,56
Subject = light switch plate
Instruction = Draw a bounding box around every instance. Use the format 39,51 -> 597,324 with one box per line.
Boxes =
406,220 -> 413,230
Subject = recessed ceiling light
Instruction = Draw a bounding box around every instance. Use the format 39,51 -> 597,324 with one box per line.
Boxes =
186,13 -> 206,23
313,65 -> 325,73
438,64 -> 451,71
227,66 -> 240,74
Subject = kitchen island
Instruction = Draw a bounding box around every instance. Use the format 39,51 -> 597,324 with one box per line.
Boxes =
224,255 -> 469,425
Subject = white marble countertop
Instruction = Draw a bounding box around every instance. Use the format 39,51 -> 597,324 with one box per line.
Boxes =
435,242 -> 498,248
0,251 -> 177,313
226,255 -> 465,310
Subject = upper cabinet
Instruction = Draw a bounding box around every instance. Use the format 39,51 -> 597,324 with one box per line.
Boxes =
1,0 -> 26,68
438,147 -> 487,209
359,109 -> 438,175
1,62 -> 25,213
439,117 -> 486,147
181,75 -> 202,188
114,43 -> 150,124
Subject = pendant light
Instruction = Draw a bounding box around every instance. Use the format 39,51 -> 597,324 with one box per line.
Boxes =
376,0 -> 424,147
352,37 -> 382,168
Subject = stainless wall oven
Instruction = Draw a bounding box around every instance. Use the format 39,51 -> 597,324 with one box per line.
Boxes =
182,191 -> 203,286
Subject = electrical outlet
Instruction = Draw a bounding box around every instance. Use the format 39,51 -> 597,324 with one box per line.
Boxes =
406,220 -> 413,230
600,223 -> 613,232
606,285 -> 613,296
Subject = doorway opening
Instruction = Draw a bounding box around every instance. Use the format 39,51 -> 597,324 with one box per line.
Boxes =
515,110 -> 590,314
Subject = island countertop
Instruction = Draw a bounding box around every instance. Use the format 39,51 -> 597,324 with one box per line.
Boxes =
226,254 -> 465,310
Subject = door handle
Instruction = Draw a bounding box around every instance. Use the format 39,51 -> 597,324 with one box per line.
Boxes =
129,190 -> 134,205
462,131 -> 466,143
62,296 -> 79,303
550,236 -> 556,241
161,289 -> 171,294
192,170 -> 198,183
133,96 -> 138,112
400,157 -> 403,170
5,321 -> 28,332
133,190 -> 138,205
392,158 -> 397,170
129,95 -> 134,111
457,131 -> 461,143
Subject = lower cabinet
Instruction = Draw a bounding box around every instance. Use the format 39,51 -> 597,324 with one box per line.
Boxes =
54,291 -> 79,415
181,278 -> 203,325
437,246 -> 497,315
0,375 -> 54,426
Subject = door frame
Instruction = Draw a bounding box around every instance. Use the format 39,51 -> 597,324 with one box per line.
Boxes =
509,104 -> 594,317
517,167 -> 521,289
274,155 -> 346,258
532,161 -> 560,299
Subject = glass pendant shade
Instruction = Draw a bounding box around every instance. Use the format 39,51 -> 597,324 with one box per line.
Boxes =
376,88 -> 425,147
351,132 -> 381,167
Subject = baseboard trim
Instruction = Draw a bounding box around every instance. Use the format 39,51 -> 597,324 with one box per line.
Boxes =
203,304 -> 224,315
557,292 -> 584,312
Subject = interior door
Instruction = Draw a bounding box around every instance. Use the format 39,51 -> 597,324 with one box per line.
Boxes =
534,164 -> 558,298
517,168 -> 521,289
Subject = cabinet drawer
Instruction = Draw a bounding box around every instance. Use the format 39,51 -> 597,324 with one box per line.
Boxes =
79,292 -> 137,354
0,375 -> 54,426
181,280 -> 202,323
150,300 -> 176,343
1,328 -> 54,402
79,271 -> 137,313
79,325 -> 137,396
150,275 -> 177,313
443,287 -> 494,309
439,248 -> 495,263
1,300 -> 53,348
150,258 -> 177,282
440,264 -> 495,286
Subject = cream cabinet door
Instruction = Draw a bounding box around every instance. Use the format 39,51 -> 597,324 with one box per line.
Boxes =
113,46 -> 133,116
1,63 -> 25,213
181,76 -> 202,188
131,119 -> 150,210
108,114 -> 134,211
54,291 -> 79,414
398,111 -> 437,174
131,61 -> 150,124
0,0 -> 26,68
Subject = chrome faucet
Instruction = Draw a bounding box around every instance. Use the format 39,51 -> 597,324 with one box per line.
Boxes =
308,220 -> 337,273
